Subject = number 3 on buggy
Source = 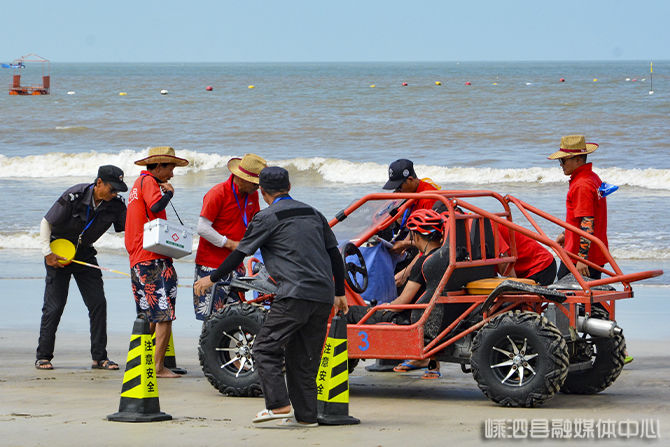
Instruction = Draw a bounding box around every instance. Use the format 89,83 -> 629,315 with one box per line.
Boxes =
358,331 -> 369,351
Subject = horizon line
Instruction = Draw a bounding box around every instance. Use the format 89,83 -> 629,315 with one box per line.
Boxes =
28,58 -> 666,65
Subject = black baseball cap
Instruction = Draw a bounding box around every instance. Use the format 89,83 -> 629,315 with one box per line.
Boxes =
97,165 -> 128,192
383,159 -> 416,190
259,166 -> 290,190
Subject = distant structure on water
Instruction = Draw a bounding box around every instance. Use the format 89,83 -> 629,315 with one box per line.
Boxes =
6,54 -> 50,95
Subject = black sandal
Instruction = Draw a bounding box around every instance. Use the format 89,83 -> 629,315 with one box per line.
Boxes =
35,359 -> 53,370
92,359 -> 119,370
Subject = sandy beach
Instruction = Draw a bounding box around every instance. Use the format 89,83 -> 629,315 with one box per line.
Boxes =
1,265 -> 669,446
1,327 -> 668,446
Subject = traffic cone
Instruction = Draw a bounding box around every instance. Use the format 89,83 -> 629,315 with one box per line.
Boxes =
316,315 -> 360,425
152,332 -> 187,375
107,316 -> 172,422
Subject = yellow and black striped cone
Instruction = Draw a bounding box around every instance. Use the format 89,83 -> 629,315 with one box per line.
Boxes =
107,316 -> 172,422
316,315 -> 360,425
152,332 -> 187,375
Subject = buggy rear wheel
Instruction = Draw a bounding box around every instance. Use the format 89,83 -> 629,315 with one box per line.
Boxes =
198,302 -> 266,396
471,310 -> 569,407
561,307 -> 626,394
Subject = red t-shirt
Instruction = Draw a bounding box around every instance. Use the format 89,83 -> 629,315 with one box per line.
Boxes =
195,176 -> 261,268
497,224 -> 554,278
125,171 -> 169,268
565,163 -> 608,266
414,180 -> 439,210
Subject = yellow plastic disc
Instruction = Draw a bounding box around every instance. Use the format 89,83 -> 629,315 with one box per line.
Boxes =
119,92 -> 127,96
248,85 -> 255,89
50,238 -> 76,265
370,84 -> 376,88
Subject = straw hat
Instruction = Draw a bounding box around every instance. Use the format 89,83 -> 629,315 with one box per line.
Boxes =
227,153 -> 267,184
547,135 -> 599,160
134,146 -> 189,167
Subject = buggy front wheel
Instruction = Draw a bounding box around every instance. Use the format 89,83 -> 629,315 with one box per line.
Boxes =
198,303 -> 266,397
471,310 -> 569,407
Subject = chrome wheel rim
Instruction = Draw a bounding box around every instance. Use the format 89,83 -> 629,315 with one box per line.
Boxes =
490,335 -> 539,386
215,325 -> 256,377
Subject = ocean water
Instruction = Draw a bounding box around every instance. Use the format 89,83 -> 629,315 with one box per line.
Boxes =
0,61 -> 668,289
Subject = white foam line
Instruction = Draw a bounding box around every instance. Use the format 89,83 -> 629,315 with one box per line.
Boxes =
1,152 -> 670,190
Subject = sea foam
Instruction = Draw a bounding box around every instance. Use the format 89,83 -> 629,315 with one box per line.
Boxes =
1,151 -> 670,190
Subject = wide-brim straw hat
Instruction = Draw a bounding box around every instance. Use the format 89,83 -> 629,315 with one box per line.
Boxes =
227,153 -> 267,184
548,135 -> 599,160
134,146 -> 189,167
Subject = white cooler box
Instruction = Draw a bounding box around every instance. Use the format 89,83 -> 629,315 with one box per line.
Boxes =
143,218 -> 192,259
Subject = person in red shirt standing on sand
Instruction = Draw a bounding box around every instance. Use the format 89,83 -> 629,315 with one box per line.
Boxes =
548,135 -> 608,280
193,153 -> 267,320
125,146 -> 189,378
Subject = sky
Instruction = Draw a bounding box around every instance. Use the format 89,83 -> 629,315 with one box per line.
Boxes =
2,0 -> 668,63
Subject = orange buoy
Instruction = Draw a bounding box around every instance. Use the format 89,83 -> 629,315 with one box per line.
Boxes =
465,81 -> 471,86
402,82 -> 408,86
560,78 -> 565,82
205,86 -> 213,91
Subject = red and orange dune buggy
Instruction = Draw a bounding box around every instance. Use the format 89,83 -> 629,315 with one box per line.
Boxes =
198,190 -> 662,407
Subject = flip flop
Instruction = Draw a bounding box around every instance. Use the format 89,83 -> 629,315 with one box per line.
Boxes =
252,409 -> 294,424
35,359 -> 53,370
624,356 -> 634,365
421,370 -> 441,380
92,359 -> 119,370
393,360 -> 427,372
276,417 -> 318,428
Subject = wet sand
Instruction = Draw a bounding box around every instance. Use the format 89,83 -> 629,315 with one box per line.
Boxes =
1,330 -> 668,447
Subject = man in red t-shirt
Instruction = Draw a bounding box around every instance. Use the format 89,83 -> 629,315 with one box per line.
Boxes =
125,146 -> 189,378
193,153 -> 267,320
383,159 -> 440,286
548,135 -> 608,280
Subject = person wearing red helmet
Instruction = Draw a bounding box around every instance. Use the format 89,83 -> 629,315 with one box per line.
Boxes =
347,208 -> 445,379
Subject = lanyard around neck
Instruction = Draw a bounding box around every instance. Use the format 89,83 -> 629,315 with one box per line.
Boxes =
392,205 -> 414,241
272,195 -> 292,204
231,178 -> 250,227
78,185 -> 97,247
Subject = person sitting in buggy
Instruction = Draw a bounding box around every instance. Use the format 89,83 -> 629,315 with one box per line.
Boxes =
347,209 -> 444,325
347,208 -> 447,378
347,200 -> 510,376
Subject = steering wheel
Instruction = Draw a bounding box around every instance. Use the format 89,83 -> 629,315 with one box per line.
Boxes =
341,242 -> 368,294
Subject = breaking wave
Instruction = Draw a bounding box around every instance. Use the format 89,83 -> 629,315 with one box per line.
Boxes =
1,151 -> 670,190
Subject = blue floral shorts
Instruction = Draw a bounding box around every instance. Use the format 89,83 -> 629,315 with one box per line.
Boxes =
131,259 -> 177,323
192,264 -> 243,321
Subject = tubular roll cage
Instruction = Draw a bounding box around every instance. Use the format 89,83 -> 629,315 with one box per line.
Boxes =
328,190 -> 662,361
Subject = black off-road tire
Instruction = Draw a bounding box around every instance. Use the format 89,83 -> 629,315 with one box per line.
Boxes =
471,310 -> 569,407
198,303 -> 266,397
561,307 -> 627,395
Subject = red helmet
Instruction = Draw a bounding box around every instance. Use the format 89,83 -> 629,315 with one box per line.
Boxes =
406,209 -> 444,235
